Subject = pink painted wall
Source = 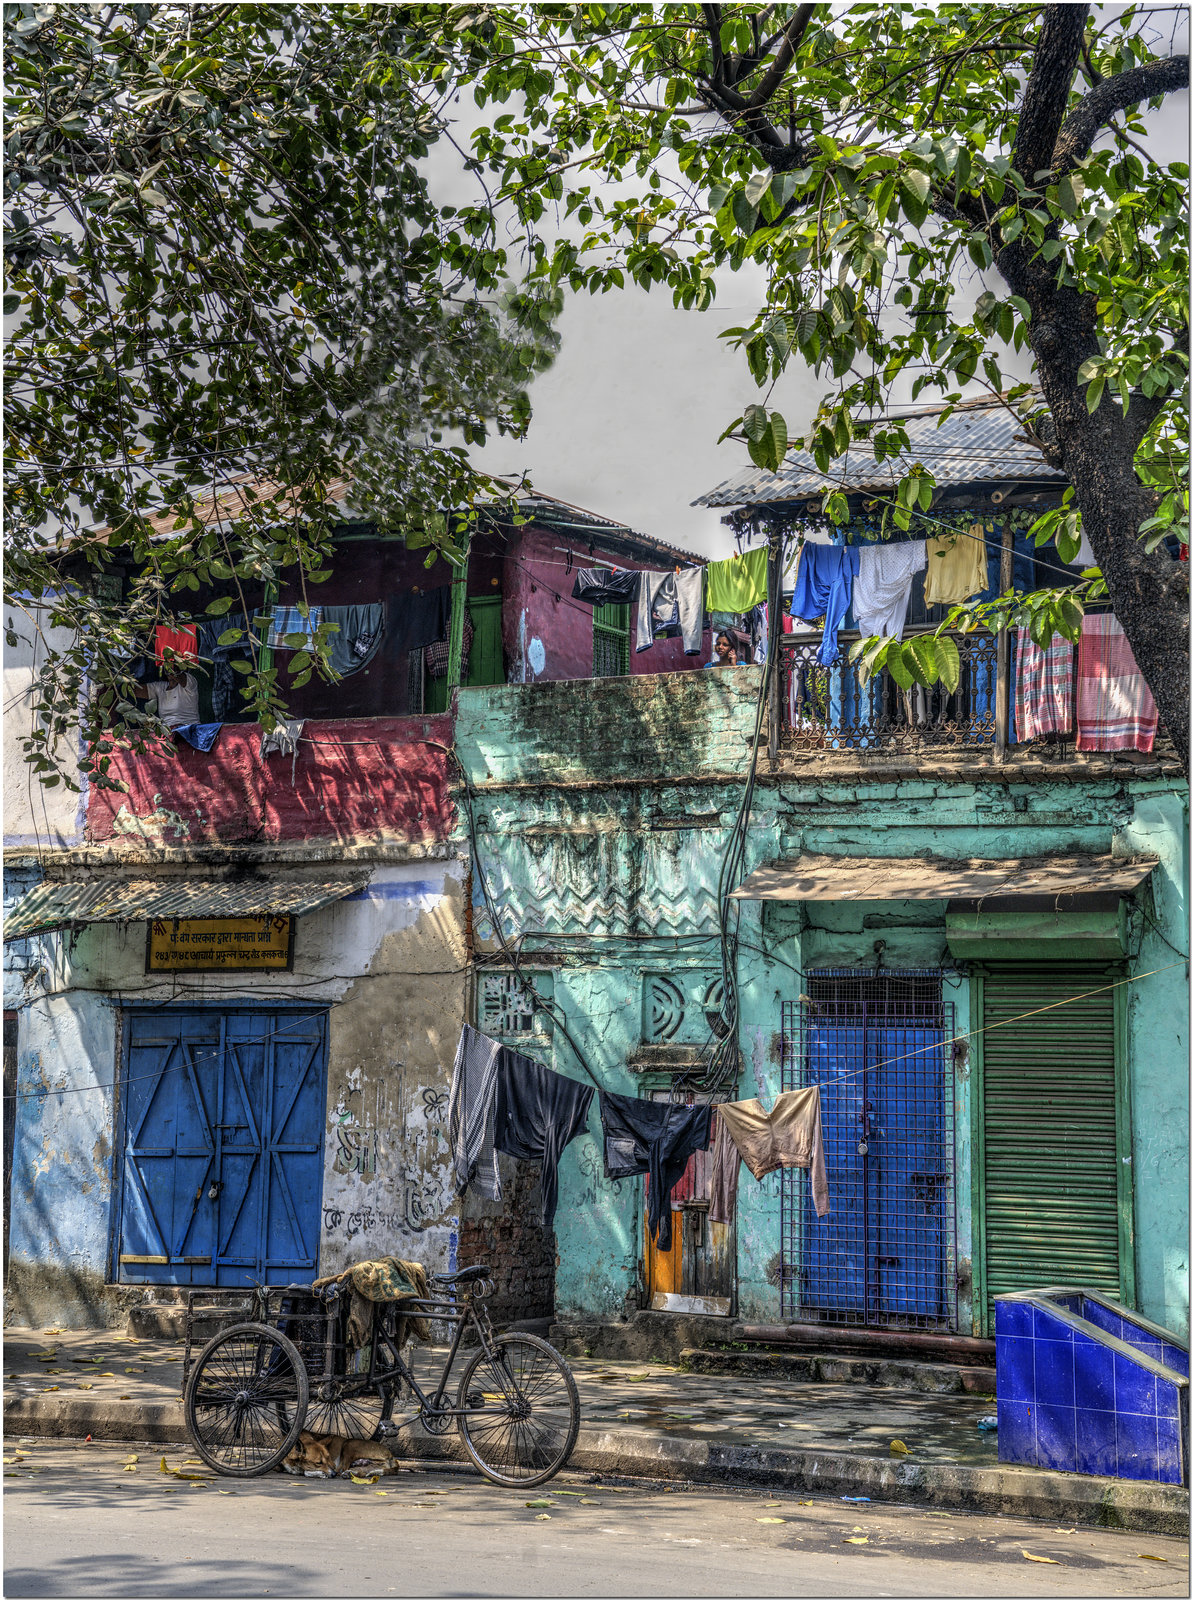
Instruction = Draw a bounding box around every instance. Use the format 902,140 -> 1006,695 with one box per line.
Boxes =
86,715 -> 455,847
502,523 -> 709,684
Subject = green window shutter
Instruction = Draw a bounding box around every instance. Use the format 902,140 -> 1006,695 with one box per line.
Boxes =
978,967 -> 1128,1331
465,595 -> 504,687
593,601 -> 630,677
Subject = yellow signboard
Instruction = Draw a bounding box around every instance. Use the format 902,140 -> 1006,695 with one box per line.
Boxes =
146,915 -> 293,973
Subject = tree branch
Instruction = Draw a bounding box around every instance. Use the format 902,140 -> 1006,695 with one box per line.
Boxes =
745,3 -> 816,109
1053,54 -> 1190,173
1010,3 -> 1090,179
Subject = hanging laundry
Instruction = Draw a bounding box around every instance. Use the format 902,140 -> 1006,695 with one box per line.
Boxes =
924,527 -> 988,607
260,718 -> 304,761
1075,615 -> 1159,752
447,1025 -> 502,1202
571,568 -> 641,605
598,1092 -> 713,1250
154,622 -> 198,666
424,614 -> 474,679
324,604 -> 385,678
492,1051 -> 594,1226
789,544 -> 860,666
173,722 -> 222,753
196,615 -> 251,722
635,569 -> 704,655
717,1088 -> 829,1217
265,606 -> 323,649
1014,627 -> 1074,741
382,586 -> 452,660
853,541 -> 927,639
705,545 -> 768,614
709,1110 -> 740,1227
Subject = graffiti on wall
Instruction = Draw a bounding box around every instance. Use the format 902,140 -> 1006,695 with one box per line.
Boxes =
324,1065 -> 454,1241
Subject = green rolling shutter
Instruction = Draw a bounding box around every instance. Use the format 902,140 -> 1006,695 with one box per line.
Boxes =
978,966 -> 1131,1331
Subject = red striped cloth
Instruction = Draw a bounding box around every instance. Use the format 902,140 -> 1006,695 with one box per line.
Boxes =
1076,614 -> 1158,752
1014,627 -> 1074,740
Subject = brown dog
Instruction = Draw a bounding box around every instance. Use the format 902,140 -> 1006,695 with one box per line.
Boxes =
282,1431 -> 403,1478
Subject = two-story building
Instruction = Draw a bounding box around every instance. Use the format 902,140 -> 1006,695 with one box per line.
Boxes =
3,491 -> 708,1329
453,398 -> 1189,1348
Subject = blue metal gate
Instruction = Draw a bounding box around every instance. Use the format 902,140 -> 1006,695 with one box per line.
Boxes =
116,1008 -> 327,1286
780,971 -> 957,1330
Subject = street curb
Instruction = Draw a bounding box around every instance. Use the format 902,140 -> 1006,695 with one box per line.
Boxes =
7,1398 -> 1187,1535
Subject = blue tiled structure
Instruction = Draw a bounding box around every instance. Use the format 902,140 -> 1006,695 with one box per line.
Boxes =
996,1289 -> 1188,1484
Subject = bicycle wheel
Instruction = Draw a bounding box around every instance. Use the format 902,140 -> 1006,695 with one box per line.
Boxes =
279,1382 -> 396,1441
456,1333 -> 580,1487
185,1323 -> 309,1477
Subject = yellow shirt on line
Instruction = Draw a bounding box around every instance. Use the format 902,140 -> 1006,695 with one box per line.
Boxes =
924,526 -> 989,607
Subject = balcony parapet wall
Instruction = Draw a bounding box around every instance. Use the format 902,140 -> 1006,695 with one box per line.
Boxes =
84,715 -> 455,850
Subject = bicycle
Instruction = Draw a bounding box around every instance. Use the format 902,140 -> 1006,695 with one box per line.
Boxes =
181,1264 -> 580,1487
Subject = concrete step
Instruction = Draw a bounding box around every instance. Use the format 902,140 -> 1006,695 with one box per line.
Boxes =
677,1346 -> 996,1396
129,1299 -> 253,1344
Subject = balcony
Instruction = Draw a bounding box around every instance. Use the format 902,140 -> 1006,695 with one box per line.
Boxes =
776,627 -> 1175,770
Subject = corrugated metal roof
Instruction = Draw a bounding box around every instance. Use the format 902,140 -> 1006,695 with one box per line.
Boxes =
3,875 -> 367,942
729,853 -> 1155,903
695,397 -> 1067,509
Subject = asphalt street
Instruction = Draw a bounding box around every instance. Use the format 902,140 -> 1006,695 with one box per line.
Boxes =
4,1441 -> 1188,1598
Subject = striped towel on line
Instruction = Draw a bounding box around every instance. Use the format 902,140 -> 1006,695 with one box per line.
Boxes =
265,605 -> 323,648
1014,627 -> 1074,741
1076,614 -> 1159,753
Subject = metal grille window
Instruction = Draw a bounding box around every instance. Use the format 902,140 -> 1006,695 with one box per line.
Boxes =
780,969 -> 958,1331
478,971 -> 541,1037
593,602 -> 631,677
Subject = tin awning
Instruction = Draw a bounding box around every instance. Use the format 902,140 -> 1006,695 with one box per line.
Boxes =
729,853 -> 1157,903
3,874 -> 368,942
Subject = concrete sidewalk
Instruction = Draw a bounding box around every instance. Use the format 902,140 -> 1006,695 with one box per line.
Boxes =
5,1324 -> 1187,1535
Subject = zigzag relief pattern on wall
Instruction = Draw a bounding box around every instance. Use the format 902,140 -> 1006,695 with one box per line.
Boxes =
478,825 -> 726,938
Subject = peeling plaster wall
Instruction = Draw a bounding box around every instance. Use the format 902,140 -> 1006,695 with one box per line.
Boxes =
4,862 -> 468,1328
3,602 -> 86,850
456,673 -> 1189,1338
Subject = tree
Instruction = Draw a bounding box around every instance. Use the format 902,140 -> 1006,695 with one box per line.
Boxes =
4,1 -> 557,786
415,2 -> 1189,767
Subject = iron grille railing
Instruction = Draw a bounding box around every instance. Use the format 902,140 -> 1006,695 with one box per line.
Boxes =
779,970 -> 958,1332
778,626 -> 999,754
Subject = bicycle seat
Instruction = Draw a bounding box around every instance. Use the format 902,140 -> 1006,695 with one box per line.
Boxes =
429,1264 -> 491,1287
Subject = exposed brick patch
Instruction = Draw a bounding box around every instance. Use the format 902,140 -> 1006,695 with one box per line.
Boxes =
458,1159 -> 555,1323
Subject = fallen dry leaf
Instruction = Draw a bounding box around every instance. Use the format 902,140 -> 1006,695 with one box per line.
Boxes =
525,1499 -> 554,1508
1022,1551 -> 1059,1564
123,1465 -> 137,1473
756,1516 -> 786,1524
579,1499 -> 601,1506
350,1475 -> 379,1486
1137,1554 -> 1168,1562
76,1383 -> 94,1390
374,1491 -> 389,1497
534,1513 -> 551,1521
843,1536 -> 868,1545
41,1386 -> 59,1393
889,1439 -> 911,1456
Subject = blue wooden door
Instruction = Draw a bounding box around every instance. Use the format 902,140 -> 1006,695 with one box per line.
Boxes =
118,1009 -> 327,1286
800,1018 -> 947,1324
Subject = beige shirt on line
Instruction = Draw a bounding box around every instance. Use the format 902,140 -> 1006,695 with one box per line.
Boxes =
715,1087 -> 830,1218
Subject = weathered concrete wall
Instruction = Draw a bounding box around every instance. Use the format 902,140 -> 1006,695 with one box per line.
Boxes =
84,715 -> 455,848
3,601 -> 86,851
455,671 -> 1190,1339
502,524 -> 708,685
5,861 -> 468,1328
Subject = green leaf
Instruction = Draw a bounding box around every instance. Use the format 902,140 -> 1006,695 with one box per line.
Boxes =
884,643 -> 915,690
905,635 -> 937,683
935,634 -> 961,694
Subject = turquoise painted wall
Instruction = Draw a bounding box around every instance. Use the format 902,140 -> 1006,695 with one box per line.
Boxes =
456,673 -> 1189,1338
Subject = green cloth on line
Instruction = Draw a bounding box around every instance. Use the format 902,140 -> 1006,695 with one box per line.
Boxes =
705,546 -> 768,613
314,1256 -> 433,1353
